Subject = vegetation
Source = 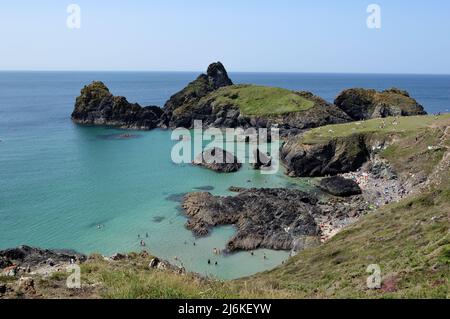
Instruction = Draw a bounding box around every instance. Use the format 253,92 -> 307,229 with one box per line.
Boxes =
202,84 -> 315,116
300,114 -> 450,145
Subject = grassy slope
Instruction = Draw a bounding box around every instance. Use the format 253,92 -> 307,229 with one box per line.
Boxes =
243,188 -> 449,298
201,84 -> 315,116
301,114 -> 450,144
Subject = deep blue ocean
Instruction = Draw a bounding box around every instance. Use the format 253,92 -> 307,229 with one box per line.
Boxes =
1,71 -> 449,279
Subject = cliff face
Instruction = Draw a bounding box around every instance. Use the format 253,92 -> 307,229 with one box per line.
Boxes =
334,88 -> 427,121
281,114 -> 450,178
282,133 -> 370,177
71,81 -> 163,130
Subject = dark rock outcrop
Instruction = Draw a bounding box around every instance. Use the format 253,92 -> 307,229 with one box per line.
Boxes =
182,188 -> 321,251
334,88 -> 426,121
317,176 -> 362,197
282,134 -> 370,177
72,81 -> 163,130
0,246 -> 86,268
0,256 -> 12,269
166,86 -> 351,135
159,62 -> 233,128
252,148 -> 272,170
193,147 -> 242,173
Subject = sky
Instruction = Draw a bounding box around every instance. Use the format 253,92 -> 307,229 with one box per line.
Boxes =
0,0 -> 449,74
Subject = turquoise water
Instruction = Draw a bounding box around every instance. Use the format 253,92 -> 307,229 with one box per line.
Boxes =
1,72 -> 450,279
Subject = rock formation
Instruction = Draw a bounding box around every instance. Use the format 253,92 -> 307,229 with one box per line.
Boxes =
282,134 -> 370,177
334,88 -> 426,120
0,246 -> 86,268
164,83 -> 352,134
159,62 -> 233,128
317,176 -> 362,197
193,147 -> 242,173
72,81 -> 163,130
252,148 -> 272,170
182,188 -> 321,251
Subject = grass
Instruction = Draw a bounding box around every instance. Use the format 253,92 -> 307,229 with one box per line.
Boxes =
300,114 -> 450,145
202,84 -> 315,116
243,186 -> 450,298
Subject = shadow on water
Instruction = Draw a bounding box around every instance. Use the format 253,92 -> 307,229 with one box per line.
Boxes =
152,216 -> 166,223
193,186 -> 215,191
97,133 -> 143,140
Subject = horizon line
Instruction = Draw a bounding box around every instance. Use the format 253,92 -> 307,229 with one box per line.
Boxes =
0,69 -> 450,76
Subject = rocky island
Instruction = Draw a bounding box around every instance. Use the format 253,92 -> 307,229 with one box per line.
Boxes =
71,62 -> 429,137
334,88 -> 426,120
71,81 -> 163,130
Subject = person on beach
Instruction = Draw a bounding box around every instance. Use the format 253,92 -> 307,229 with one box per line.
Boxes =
208,259 -> 211,265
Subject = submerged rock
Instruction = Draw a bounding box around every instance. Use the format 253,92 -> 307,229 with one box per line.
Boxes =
193,147 -> 242,173
72,81 -> 163,130
334,88 -> 426,120
318,176 -> 362,197
182,188 -> 321,251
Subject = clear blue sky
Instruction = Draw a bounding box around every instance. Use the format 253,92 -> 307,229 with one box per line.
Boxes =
1,0 -> 449,73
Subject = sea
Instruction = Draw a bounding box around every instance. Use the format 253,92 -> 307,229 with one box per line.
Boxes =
1,71 -> 449,279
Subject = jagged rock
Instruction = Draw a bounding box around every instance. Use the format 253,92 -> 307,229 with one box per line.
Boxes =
193,147 -> 242,173
318,176 -> 362,197
366,159 -> 398,180
72,81 -> 163,130
110,253 -> 126,261
334,88 -> 426,120
160,62 -> 233,128
0,246 -> 86,268
252,148 -> 272,170
0,256 -> 12,269
182,188 -> 321,251
282,134 -> 370,177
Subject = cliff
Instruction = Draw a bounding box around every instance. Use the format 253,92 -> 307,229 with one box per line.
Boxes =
282,114 -> 450,179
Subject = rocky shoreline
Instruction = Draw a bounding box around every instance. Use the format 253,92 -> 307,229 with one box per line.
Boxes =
3,61 -> 438,294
